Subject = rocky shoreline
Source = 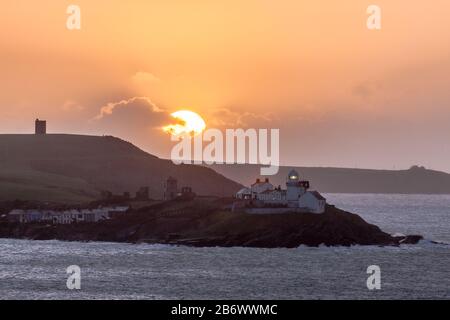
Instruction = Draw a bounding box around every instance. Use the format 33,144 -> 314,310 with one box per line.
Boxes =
0,200 -> 423,248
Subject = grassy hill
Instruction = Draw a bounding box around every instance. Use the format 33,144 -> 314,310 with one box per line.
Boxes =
0,134 -> 242,204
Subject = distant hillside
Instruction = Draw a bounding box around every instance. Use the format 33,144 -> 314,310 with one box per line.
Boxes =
210,164 -> 450,194
0,134 -> 242,203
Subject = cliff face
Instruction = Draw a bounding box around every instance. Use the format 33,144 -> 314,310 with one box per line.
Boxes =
0,201 -> 410,248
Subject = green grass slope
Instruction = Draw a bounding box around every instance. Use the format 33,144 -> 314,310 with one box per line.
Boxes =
0,134 -> 242,203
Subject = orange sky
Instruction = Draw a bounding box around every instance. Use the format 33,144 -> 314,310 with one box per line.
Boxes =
1,1 -> 450,171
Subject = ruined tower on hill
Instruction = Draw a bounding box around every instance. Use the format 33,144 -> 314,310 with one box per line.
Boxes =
35,119 -> 46,134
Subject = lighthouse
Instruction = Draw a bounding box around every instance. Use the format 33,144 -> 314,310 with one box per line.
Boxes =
234,168 -> 325,214
286,169 -> 309,207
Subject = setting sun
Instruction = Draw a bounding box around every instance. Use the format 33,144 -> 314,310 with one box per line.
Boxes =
163,110 -> 206,136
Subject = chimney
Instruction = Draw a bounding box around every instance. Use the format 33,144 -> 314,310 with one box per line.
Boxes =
256,178 -> 260,183
265,178 -> 269,183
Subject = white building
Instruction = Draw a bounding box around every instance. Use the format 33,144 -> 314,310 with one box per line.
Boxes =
257,189 -> 286,204
251,178 -> 274,195
8,206 -> 129,224
298,191 -> 326,214
235,169 -> 326,214
236,187 -> 252,200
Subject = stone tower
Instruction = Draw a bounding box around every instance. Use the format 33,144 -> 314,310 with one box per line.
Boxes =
35,119 -> 46,134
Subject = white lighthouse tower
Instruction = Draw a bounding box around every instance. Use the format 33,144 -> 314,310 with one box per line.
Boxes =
286,169 -> 308,207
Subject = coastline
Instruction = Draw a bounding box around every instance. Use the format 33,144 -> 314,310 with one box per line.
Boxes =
0,201 -> 423,248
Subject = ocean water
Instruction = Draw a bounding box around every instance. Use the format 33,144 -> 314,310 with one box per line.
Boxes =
0,194 -> 449,300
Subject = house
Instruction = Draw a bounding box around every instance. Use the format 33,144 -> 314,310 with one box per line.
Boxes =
234,169 -> 326,214
7,206 -> 129,224
251,178 -> 274,195
236,187 -> 252,200
257,189 -> 286,204
106,206 -> 129,219
8,209 -> 43,223
298,191 -> 326,214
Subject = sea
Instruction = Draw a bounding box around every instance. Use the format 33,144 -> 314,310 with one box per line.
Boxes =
0,194 -> 448,300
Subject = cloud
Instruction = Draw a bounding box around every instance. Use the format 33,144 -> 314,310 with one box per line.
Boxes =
209,107 -> 277,128
93,96 -> 164,120
61,100 -> 85,112
89,96 -> 174,157
132,71 -> 161,85
352,81 -> 382,100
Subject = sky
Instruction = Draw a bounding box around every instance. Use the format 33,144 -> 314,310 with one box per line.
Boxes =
1,1 -> 450,172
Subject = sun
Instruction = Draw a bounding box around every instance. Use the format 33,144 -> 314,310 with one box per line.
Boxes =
163,110 -> 206,136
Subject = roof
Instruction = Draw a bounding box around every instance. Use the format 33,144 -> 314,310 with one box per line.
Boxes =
109,206 -> 129,212
8,209 -> 25,215
251,181 -> 273,187
237,187 -> 251,195
310,191 -> 326,200
288,169 -> 299,176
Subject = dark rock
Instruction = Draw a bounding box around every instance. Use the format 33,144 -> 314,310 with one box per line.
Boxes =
394,234 -> 424,244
